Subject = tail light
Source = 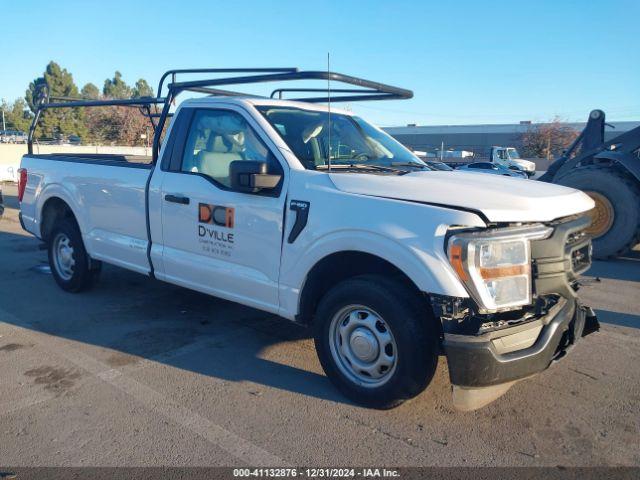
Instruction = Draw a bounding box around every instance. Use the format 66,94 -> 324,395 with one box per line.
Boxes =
17,168 -> 27,202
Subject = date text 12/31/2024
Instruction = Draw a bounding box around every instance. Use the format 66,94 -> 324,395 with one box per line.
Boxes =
233,468 -> 400,478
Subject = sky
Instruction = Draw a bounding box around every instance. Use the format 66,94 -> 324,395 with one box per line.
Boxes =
1,0 -> 638,127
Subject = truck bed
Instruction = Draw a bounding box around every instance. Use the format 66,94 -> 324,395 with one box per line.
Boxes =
20,153 -> 153,275
28,153 -> 153,169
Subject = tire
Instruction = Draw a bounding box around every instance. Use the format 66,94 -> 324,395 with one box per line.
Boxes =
555,167 -> 640,258
48,218 -> 101,292
314,275 -> 438,409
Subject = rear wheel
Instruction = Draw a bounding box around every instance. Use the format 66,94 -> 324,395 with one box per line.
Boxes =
48,219 -> 101,292
555,167 -> 640,258
314,275 -> 438,409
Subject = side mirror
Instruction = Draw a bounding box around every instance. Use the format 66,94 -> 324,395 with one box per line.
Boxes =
230,160 -> 282,193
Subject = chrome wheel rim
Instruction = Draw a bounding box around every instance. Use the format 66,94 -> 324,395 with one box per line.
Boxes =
52,233 -> 75,281
329,305 -> 397,387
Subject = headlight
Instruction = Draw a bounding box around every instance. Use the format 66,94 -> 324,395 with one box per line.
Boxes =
448,225 -> 552,313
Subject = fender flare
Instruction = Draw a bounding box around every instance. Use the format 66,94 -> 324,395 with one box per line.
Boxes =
36,183 -> 86,239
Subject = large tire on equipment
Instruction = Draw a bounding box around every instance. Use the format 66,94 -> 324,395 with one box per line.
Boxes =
314,274 -> 438,409
555,166 -> 640,258
48,218 -> 101,292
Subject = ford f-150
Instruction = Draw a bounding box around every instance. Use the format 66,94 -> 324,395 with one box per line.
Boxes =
17,68 -> 599,410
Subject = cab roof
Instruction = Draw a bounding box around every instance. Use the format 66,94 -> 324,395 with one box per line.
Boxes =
180,96 -> 355,116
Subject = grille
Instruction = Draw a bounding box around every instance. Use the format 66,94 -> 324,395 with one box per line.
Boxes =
571,242 -> 592,274
531,214 -> 592,300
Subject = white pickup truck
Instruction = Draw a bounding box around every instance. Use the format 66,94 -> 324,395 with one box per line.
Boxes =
490,146 -> 537,177
18,69 -> 598,410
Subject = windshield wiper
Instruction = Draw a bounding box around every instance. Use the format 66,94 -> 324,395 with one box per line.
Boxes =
390,162 -> 430,169
316,163 -> 409,174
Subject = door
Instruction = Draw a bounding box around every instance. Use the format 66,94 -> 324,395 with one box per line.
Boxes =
157,106 -> 287,313
494,148 -> 508,167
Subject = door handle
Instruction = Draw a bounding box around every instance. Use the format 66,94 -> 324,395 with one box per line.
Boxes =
164,194 -> 190,205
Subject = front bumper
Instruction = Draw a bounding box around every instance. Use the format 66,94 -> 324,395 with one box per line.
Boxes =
440,213 -> 598,395
443,298 -> 598,388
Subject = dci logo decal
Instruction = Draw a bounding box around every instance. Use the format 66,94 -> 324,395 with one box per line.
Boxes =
198,203 -> 235,250
198,203 -> 234,228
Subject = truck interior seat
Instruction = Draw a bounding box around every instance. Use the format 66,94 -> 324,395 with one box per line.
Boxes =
194,135 -> 244,186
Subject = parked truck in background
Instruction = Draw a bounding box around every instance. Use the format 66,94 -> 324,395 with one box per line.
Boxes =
17,68 -> 599,410
426,146 -> 536,177
0,130 -> 28,144
489,146 -> 536,177
438,149 -> 474,159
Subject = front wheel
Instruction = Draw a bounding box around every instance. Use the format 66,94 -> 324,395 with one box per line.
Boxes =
314,275 -> 438,409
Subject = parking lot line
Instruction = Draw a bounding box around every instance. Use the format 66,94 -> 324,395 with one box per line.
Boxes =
0,306 -> 287,467
0,390 -> 54,417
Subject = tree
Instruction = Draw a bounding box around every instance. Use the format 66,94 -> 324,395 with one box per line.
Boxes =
25,77 -> 48,113
81,83 -> 101,99
84,105 -> 150,146
1,99 -> 32,133
21,65 -> 155,144
132,78 -> 154,98
24,61 -> 87,139
103,71 -> 132,99
520,118 -> 579,160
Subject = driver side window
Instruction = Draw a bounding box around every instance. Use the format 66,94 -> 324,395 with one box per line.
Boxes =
181,109 -> 280,189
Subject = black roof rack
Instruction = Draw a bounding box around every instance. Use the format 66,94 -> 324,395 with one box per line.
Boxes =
28,95 -> 167,154
163,69 -> 412,103
156,67 -> 300,99
28,66 -> 413,158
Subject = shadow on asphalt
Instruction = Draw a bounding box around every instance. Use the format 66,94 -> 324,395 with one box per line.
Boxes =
594,310 -> 640,329
586,256 -> 640,283
579,254 -> 640,329
0,198 -> 638,402
0,224 -> 353,406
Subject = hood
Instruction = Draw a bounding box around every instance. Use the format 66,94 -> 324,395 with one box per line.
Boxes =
329,170 -> 594,223
513,159 -> 536,171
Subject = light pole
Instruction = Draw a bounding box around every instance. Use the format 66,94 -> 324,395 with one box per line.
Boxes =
1,98 -> 5,131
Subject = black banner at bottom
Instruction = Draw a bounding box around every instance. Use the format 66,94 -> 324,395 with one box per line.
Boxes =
0,467 -> 638,480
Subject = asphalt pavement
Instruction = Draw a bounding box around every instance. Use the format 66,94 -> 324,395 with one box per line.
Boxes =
0,183 -> 638,467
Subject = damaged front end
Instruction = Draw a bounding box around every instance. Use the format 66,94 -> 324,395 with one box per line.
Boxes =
434,214 -> 600,410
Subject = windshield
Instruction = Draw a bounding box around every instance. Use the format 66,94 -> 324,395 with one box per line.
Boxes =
256,106 -> 427,171
507,148 -> 522,160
